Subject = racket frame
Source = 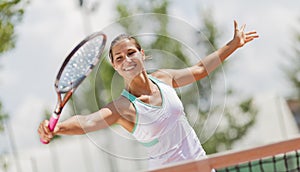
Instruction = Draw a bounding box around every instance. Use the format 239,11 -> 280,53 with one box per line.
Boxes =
41,32 -> 106,144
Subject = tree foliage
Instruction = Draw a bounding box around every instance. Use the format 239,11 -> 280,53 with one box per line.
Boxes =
283,21 -> 300,99
281,19 -> 300,131
0,0 -> 27,132
0,0 -> 26,55
0,102 -> 8,132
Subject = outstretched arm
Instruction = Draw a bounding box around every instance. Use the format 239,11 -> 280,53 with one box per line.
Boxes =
154,20 -> 259,88
38,101 -> 121,143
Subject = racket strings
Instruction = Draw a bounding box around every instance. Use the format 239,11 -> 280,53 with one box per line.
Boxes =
58,36 -> 104,93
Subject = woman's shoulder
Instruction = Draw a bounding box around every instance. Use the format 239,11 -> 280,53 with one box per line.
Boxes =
108,95 -> 136,116
150,69 -> 174,87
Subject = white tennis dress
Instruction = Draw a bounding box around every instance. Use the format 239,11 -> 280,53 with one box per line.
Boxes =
121,75 -> 206,169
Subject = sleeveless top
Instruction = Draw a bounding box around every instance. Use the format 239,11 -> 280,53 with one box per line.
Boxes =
121,76 -> 206,169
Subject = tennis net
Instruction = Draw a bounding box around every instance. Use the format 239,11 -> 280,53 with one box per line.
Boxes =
150,137 -> 300,172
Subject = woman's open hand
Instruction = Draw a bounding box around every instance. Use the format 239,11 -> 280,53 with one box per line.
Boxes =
233,20 -> 259,48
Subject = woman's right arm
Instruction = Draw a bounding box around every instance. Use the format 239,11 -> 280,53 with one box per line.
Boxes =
38,101 -> 122,143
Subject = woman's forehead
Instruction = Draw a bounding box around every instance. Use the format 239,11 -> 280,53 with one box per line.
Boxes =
112,39 -> 137,54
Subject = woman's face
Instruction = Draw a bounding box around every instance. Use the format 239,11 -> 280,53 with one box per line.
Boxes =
111,39 -> 145,79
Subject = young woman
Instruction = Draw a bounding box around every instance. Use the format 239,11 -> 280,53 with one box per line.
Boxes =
38,20 -> 258,169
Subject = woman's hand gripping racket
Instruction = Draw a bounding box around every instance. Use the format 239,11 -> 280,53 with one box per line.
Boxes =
40,32 -> 107,144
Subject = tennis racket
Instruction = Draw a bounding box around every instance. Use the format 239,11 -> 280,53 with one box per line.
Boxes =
40,31 -> 107,144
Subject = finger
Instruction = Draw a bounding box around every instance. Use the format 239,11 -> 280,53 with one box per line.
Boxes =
245,37 -> 255,43
42,120 -> 50,133
247,34 -> 259,39
240,24 -> 246,32
41,121 -> 54,138
245,31 -> 257,35
234,20 -> 239,32
41,136 -> 50,143
40,132 -> 51,141
38,121 -> 47,135
38,127 -> 51,142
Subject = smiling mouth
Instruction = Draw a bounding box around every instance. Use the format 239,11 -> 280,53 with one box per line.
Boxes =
123,64 -> 136,71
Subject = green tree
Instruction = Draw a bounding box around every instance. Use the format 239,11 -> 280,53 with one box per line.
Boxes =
0,0 -> 24,129
195,9 -> 258,153
0,102 -> 8,132
0,0 -> 26,54
0,0 -> 27,131
283,20 -> 300,99
0,1 -> 27,171
282,19 -> 300,130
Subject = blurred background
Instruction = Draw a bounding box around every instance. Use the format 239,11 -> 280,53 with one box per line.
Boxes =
0,0 -> 299,171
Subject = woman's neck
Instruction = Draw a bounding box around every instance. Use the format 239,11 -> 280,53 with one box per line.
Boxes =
124,71 -> 156,97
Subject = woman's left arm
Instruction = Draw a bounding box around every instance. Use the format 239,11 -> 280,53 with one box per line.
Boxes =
155,20 -> 259,88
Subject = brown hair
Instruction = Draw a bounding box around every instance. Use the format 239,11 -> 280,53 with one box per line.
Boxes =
109,34 -> 142,63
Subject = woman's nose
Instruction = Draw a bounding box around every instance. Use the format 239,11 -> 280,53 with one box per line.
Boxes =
125,56 -> 132,62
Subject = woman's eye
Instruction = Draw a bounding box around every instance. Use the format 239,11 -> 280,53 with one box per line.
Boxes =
115,57 -> 122,61
128,51 -> 136,56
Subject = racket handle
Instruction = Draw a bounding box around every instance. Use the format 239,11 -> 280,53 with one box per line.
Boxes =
40,113 -> 60,144
48,115 -> 59,131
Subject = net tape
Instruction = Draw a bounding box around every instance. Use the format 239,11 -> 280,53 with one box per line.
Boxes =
217,150 -> 300,172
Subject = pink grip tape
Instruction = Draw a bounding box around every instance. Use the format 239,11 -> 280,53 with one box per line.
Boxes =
49,116 -> 59,131
40,114 -> 59,144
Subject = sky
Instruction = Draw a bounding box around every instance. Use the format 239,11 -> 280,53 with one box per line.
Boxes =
0,0 -> 299,158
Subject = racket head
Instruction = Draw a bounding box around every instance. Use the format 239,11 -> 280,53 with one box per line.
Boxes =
55,32 -> 107,94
